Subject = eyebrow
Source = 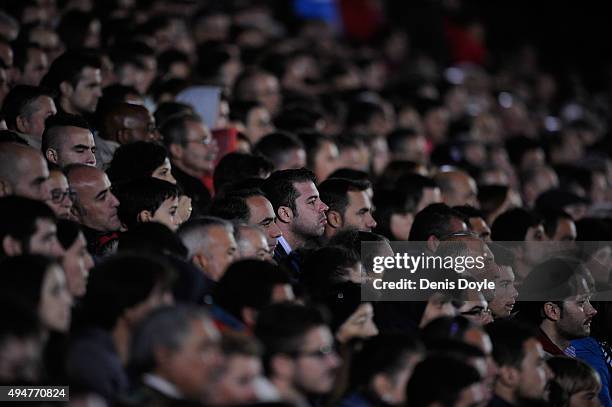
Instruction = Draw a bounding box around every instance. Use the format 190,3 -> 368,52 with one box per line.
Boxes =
72,144 -> 93,150
306,195 -> 318,201
259,216 -> 275,224
95,189 -> 109,200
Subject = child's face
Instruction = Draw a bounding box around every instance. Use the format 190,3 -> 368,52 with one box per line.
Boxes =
152,196 -> 180,231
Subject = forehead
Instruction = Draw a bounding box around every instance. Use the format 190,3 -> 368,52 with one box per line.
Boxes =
241,228 -> 267,245
75,171 -> 110,194
32,95 -> 55,110
48,171 -> 68,185
186,120 -> 208,135
294,181 -> 317,199
246,195 -> 274,215
302,325 -> 332,348
347,189 -> 370,207
77,67 -> 101,84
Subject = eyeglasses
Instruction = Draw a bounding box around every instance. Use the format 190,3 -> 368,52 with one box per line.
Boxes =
291,344 -> 335,359
186,137 -> 214,146
50,188 -> 76,203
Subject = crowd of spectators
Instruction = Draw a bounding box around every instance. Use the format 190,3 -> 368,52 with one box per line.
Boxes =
1,1 -> 612,407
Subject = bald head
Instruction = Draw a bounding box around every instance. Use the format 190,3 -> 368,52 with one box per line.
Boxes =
66,164 -> 120,232
0,143 -> 49,201
100,102 -> 158,144
435,170 -> 479,208
235,224 -> 270,261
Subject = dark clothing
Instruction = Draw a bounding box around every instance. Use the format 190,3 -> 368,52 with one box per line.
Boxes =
572,337 -> 612,407
172,165 -> 212,217
117,383 -> 201,407
81,225 -> 119,259
536,328 -> 566,357
66,327 -> 129,403
488,394 -> 515,407
168,255 -> 214,306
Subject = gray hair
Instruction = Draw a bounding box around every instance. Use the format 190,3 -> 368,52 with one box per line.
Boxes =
177,216 -> 234,259
128,305 -> 212,376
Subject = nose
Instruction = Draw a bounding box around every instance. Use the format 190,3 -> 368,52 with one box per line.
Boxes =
587,302 -> 597,317
367,213 -> 377,229
270,222 -> 282,239
109,192 -> 120,207
319,200 -> 329,213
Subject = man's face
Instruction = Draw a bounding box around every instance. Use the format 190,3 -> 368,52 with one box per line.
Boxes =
67,67 -> 102,114
246,195 -> 281,253
292,181 -> 329,239
164,318 -> 223,401
237,228 -> 269,261
27,218 -> 65,259
451,174 -> 479,207
253,74 -> 280,115
21,48 -> 49,86
245,106 -> 273,144
55,127 -> 96,167
213,355 -> 262,405
292,326 -> 341,395
23,96 -> 56,138
123,109 -> 159,143
469,217 -> 491,242
14,152 -> 50,201
489,265 -> 518,318
464,329 -> 497,398
557,283 -> 597,340
39,265 -> 72,332
516,339 -> 552,401
72,172 -> 121,232
342,190 -> 377,232
177,120 -> 218,174
313,141 -> 340,182
202,226 -> 238,281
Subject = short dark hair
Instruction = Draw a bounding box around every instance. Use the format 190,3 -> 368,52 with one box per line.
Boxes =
0,196 -> 56,259
318,177 -> 370,216
56,219 -> 82,250
253,132 -> 304,170
209,189 -> 264,222
541,209 -> 573,240
213,259 -> 290,323
56,10 -> 98,50
297,130 -> 336,176
491,208 -> 542,241
213,152 -> 273,193
408,203 -> 465,242
254,303 -> 327,372
229,100 -> 262,124
113,178 -> 179,230
76,253 -> 175,331
346,100 -> 385,131
406,355 -> 481,407
0,255 -> 58,311
160,113 -> 203,147
261,168 -> 316,214
41,113 -> 91,153
486,319 -> 537,368
40,50 -> 102,94
154,102 -> 195,128
387,127 -> 420,153
106,141 -> 169,184
1,85 -> 55,130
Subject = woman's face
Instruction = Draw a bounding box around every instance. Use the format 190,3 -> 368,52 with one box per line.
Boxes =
45,171 -> 73,219
62,233 -> 94,297
569,387 -> 602,407
336,303 -> 379,343
152,158 -> 176,184
39,265 -> 73,332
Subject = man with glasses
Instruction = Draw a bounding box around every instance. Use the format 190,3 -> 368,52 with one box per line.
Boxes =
161,113 -> 218,216
95,102 -> 160,169
255,303 -> 341,406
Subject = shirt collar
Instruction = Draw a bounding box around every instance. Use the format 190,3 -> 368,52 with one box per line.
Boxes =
143,373 -> 183,399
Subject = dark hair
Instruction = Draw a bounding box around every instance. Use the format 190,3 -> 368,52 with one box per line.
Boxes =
12,42 -> 42,72
253,132 -> 304,170
387,127 -> 420,153
318,178 -> 370,216
547,356 -> 601,407
118,222 -> 188,259
0,85 -> 55,130
213,260 -> 290,323
485,319 -> 537,368
40,50 -> 102,94
56,219 -> 82,250
406,355 -> 481,407
453,205 -> 485,220
57,10 -> 98,50
157,49 -> 190,77
41,113 -> 91,153
372,188 -> 416,240
301,245 -> 360,295
261,168 -> 316,214
77,253 -> 175,331
254,303 -> 327,372
347,334 -> 423,395
275,106 -> 324,133
154,102 -> 195,128
0,129 -> 28,144
0,196 -> 56,259
297,130 -> 336,176
420,316 -> 476,345
478,185 -> 510,220
346,100 -> 385,131
408,203 -> 465,242
327,168 -> 371,183
0,255 -> 57,311
491,208 -> 541,241
106,141 -> 169,183
541,210 -> 573,240
505,136 -> 543,167
113,178 -> 179,230
160,113 -> 203,147
213,152 -> 273,193
229,100 -> 262,124
209,189 -> 264,222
